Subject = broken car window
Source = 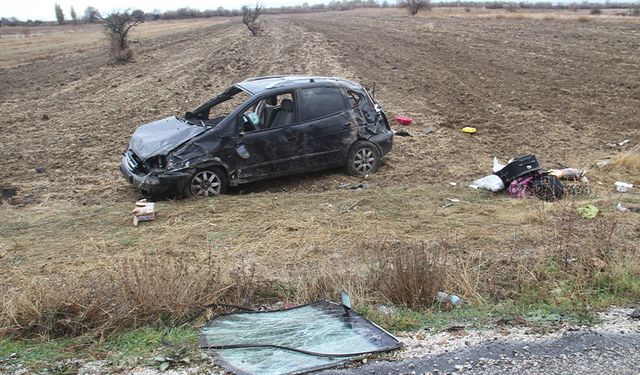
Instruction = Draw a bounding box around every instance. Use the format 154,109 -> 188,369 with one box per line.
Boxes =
348,91 -> 361,108
187,87 -> 251,126
241,92 -> 295,132
298,87 -> 347,122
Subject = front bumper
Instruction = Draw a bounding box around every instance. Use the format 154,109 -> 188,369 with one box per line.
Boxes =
120,152 -> 189,196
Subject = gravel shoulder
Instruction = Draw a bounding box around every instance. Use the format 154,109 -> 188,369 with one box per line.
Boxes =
320,307 -> 640,374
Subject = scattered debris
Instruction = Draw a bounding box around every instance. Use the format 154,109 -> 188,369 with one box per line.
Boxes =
199,297 -> 401,375
577,204 -> 599,219
472,155 -> 573,202
470,175 -> 504,192
338,182 -> 370,190
548,168 -> 585,181
493,156 -> 506,172
449,182 -> 458,186
614,181 -> 633,193
462,127 -> 476,134
441,198 -> 461,208
616,202 -> 640,213
435,291 -> 462,307
35,166 -> 46,173
394,129 -> 412,137
530,175 -> 564,201
396,115 -> 412,125
596,159 -> 610,168
423,127 -> 435,135
1,187 -> 17,200
494,154 -> 540,186
565,184 -> 592,196
508,176 -> 534,198
341,199 -> 363,214
132,199 -> 155,226
606,139 -> 630,147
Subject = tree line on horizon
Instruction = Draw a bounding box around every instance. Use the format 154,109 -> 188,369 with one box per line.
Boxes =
1,0 -> 638,26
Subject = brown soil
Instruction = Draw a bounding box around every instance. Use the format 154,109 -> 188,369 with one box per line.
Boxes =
1,10 -> 639,289
1,10 -> 638,205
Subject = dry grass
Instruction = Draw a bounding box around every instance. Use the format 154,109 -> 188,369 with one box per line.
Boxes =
0,253 -> 239,339
577,15 -> 592,22
606,151 -> 640,174
372,241 -> 447,308
108,33 -> 135,63
419,22 -> 435,32
0,19 -> 225,69
3,192 -> 637,340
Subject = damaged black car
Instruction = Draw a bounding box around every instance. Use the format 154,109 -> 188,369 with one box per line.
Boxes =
120,76 -> 393,198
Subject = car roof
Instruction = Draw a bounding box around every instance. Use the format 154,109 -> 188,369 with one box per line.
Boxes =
235,76 -> 361,95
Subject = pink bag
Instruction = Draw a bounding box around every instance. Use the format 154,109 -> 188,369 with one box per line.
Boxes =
508,176 -> 533,198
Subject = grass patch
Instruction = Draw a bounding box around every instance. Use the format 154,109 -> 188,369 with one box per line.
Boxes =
102,326 -> 197,358
0,337 -> 72,367
0,326 -> 200,372
357,305 -> 426,331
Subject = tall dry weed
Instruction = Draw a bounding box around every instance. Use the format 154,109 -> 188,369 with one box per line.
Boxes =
0,253 -> 233,339
371,241 -> 448,308
108,33 -> 135,63
605,151 -> 640,174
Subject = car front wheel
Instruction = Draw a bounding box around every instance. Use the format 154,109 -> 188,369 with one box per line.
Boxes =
184,167 -> 228,198
346,141 -> 381,176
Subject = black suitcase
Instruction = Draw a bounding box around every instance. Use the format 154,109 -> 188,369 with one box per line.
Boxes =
494,154 -> 541,185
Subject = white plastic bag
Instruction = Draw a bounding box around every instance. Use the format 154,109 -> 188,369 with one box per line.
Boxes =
492,156 -> 506,173
470,174 -> 504,192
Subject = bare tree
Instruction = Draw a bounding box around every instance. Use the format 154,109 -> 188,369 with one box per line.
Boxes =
70,6 -> 78,24
402,0 -> 431,16
242,3 -> 262,36
102,10 -> 144,63
84,6 -> 100,23
54,3 -> 65,25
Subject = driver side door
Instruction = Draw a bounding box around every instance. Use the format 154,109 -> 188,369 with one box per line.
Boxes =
235,93 -> 307,181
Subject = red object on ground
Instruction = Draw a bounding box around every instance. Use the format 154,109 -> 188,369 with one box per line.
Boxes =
396,115 -> 412,125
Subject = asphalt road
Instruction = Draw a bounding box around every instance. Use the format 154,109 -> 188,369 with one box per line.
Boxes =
321,330 -> 640,374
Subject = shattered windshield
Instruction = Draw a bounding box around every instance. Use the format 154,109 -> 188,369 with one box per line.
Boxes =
185,86 -> 251,126
200,301 -> 400,375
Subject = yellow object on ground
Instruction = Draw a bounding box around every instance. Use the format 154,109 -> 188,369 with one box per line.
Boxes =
577,204 -> 599,219
462,127 -> 477,134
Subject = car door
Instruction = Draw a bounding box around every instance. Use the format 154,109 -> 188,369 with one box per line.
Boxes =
297,87 -> 355,169
235,93 -> 307,181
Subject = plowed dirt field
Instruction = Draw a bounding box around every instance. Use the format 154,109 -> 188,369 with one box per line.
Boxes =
2,10 -> 638,205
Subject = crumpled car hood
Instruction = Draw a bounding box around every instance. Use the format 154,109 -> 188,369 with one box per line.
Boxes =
129,116 -> 205,161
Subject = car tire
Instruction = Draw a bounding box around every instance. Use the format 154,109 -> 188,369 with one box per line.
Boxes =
346,141 -> 381,176
183,167 -> 228,198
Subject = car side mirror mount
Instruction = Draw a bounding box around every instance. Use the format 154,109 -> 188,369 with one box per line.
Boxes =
235,144 -> 250,159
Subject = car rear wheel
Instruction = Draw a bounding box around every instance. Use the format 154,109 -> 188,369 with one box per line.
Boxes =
184,167 -> 228,198
346,141 -> 381,176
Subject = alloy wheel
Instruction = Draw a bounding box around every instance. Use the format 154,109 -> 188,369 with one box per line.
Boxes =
354,148 -> 375,174
191,170 -> 222,197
